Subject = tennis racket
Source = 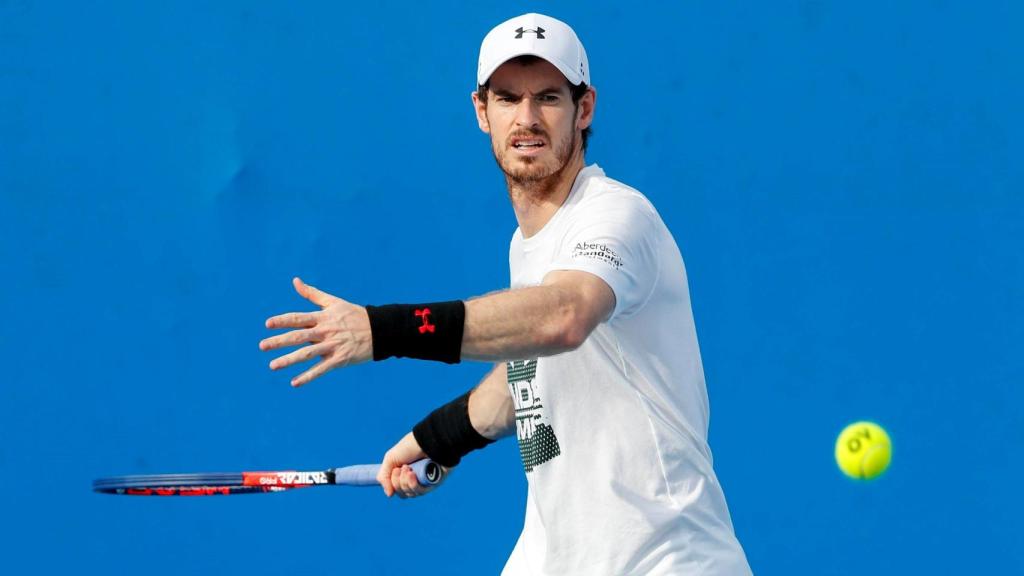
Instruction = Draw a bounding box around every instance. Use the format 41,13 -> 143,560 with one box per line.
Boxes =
93,459 -> 443,496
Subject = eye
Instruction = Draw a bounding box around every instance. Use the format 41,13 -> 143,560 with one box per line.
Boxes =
537,94 -> 560,103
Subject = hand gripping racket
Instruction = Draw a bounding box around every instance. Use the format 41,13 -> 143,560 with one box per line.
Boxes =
93,459 -> 443,496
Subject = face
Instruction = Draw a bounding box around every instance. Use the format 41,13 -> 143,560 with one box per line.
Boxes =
473,59 -> 594,187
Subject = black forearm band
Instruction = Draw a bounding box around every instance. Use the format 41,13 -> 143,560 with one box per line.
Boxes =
412,391 -> 494,467
365,300 -> 465,364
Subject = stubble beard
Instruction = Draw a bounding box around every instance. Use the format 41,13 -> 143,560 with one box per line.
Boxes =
492,120 -> 580,200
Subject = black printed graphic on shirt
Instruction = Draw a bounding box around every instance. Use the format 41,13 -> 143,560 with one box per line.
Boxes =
507,359 -> 561,472
572,241 -> 623,270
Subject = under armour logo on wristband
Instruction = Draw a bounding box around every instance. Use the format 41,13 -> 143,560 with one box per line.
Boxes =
415,308 -> 436,334
514,26 -> 545,39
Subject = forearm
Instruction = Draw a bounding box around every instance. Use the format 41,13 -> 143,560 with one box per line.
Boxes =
461,281 -> 600,361
362,271 -> 612,366
468,363 -> 514,440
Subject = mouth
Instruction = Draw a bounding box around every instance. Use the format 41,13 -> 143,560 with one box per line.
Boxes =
510,137 -> 547,156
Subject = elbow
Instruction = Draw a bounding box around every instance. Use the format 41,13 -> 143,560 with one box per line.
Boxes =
541,309 -> 591,353
560,315 -> 591,350
534,283 -> 609,354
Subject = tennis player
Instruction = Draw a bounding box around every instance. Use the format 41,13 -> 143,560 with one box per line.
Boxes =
261,13 -> 751,575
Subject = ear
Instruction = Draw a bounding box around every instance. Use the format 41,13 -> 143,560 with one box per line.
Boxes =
576,86 -> 597,131
471,90 -> 491,134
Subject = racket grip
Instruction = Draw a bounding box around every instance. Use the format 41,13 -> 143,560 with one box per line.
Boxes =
410,459 -> 445,486
331,459 -> 444,487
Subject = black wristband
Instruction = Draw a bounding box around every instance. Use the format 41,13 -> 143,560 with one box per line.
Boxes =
412,391 -> 494,467
365,300 -> 465,364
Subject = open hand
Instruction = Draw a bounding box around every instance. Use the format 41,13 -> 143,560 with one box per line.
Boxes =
260,277 -> 373,387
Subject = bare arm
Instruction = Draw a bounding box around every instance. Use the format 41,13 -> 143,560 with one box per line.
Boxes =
261,270 -> 615,386
461,269 -> 616,361
468,362 -> 514,440
264,272 -> 613,493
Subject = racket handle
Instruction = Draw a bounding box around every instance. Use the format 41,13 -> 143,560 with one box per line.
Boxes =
331,459 -> 444,487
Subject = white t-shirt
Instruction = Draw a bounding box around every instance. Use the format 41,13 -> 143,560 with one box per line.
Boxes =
501,165 -> 751,576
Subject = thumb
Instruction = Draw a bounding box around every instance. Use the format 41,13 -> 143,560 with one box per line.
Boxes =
377,450 -> 402,497
374,450 -> 393,496
293,276 -> 337,307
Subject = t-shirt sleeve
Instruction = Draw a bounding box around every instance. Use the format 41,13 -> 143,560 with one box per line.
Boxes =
548,193 -> 661,320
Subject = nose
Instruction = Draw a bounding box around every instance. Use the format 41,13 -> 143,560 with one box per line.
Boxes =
513,98 -> 540,129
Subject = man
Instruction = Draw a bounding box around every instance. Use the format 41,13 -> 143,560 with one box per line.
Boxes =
260,13 -> 751,575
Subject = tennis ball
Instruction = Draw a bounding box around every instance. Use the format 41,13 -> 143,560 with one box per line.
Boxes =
835,421 -> 892,480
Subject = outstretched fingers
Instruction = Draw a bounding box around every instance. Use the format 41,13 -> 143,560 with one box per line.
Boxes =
291,354 -> 342,387
265,311 -> 319,330
269,341 -> 331,372
259,328 -> 319,352
293,277 -> 340,308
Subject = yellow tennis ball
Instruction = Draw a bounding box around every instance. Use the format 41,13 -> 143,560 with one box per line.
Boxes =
835,421 -> 892,480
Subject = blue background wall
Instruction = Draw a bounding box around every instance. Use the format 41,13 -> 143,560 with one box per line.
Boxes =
2,1 -> 1021,574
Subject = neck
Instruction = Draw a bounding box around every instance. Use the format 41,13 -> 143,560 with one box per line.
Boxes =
508,149 -> 585,238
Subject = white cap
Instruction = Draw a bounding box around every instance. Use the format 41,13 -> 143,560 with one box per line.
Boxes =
477,13 -> 590,87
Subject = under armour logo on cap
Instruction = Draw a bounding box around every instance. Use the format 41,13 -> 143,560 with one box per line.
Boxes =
515,26 -> 545,39
478,14 -> 589,86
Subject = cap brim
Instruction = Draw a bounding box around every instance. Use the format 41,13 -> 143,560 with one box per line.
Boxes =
477,52 -> 584,86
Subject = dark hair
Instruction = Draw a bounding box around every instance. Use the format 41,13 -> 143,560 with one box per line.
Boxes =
476,55 -> 592,152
